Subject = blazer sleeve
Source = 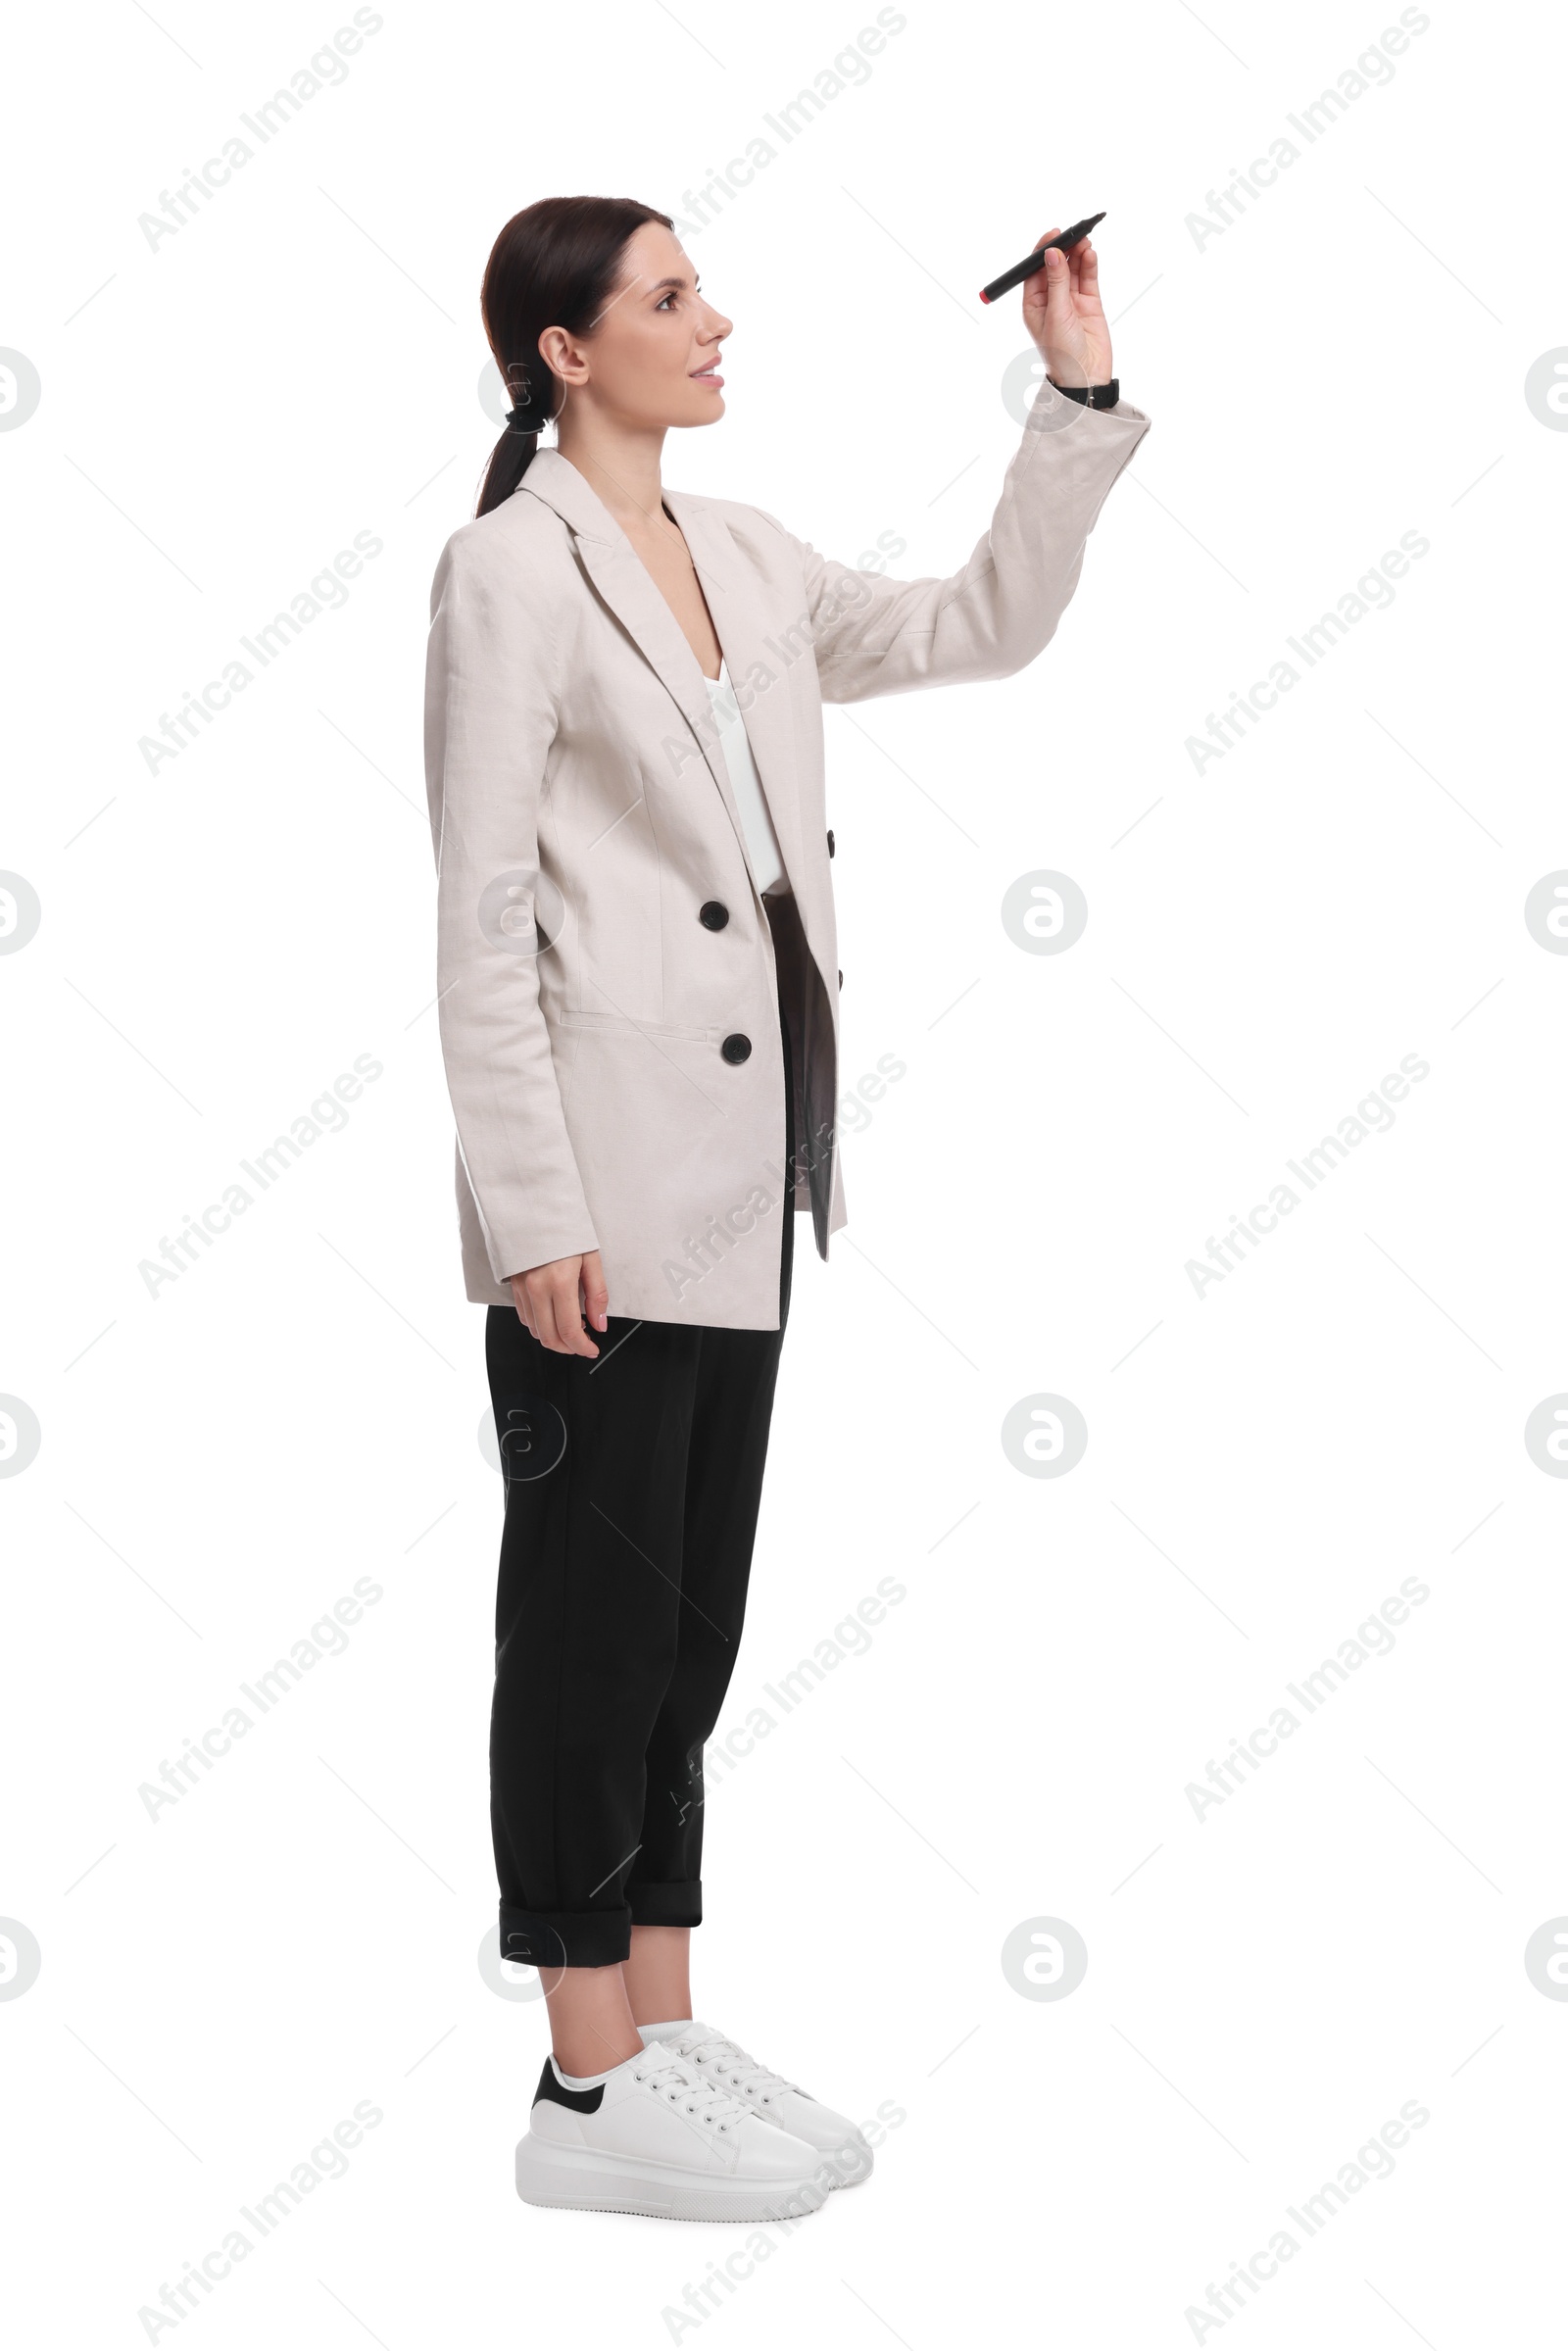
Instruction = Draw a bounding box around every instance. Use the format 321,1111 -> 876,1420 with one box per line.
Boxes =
424,529 -> 600,1284
757,378 -> 1151,704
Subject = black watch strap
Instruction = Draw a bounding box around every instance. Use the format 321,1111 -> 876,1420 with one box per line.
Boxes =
1049,377 -> 1120,409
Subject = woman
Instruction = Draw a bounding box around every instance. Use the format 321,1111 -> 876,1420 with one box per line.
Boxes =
424,195 -> 1149,2222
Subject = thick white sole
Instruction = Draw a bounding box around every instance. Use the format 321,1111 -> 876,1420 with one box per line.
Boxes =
514,2133 -> 831,2224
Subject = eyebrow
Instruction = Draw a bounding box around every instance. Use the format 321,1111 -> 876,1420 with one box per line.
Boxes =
648,275 -> 700,294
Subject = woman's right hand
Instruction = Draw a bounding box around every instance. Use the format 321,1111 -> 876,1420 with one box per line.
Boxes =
507,1251 -> 610,1356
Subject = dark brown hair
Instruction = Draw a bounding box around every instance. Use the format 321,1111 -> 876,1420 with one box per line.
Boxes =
475,195 -> 673,517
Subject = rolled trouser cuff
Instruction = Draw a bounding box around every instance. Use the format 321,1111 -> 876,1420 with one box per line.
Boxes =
500,1903 -> 630,1971
627,1879 -> 703,1929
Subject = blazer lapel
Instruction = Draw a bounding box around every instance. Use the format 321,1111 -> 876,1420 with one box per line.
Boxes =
517,453 -> 803,900
516,453 -> 746,866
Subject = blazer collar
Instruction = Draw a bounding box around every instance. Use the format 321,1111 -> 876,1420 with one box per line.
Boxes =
515,452 -> 805,905
514,447 -> 620,542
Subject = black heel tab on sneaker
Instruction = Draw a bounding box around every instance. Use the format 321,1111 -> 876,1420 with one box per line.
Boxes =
533,2056 -> 606,2114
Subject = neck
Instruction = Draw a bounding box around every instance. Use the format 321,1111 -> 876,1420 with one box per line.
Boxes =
555,410 -> 670,535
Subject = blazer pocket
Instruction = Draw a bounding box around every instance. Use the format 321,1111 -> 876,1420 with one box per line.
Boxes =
557,1007 -> 722,1043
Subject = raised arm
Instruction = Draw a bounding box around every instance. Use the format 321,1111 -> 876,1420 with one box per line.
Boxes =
758,224 -> 1151,704
424,530 -> 600,1291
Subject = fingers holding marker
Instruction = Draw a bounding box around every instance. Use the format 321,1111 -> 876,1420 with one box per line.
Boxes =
980,214 -> 1104,307
1044,245 -> 1077,323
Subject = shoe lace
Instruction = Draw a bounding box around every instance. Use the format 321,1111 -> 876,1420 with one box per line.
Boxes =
664,2031 -> 800,2108
632,2053 -> 753,2131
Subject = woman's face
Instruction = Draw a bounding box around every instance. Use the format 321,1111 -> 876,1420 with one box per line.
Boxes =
540,221 -> 733,430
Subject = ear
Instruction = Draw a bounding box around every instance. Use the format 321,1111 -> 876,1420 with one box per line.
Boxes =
536,323 -> 586,392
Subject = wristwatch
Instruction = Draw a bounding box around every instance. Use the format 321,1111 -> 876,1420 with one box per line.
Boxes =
1048,377 -> 1120,409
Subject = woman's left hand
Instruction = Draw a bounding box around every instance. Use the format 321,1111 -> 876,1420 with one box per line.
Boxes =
1022,226 -> 1113,390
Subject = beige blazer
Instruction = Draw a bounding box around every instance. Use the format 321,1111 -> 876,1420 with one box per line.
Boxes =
424,377 -> 1151,1329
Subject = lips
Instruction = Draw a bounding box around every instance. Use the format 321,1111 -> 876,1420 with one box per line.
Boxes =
692,357 -> 723,381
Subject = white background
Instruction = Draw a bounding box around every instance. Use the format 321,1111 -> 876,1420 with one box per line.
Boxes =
4,0 -> 1566,2342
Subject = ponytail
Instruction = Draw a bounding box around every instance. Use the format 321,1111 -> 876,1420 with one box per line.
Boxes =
477,419 -> 542,517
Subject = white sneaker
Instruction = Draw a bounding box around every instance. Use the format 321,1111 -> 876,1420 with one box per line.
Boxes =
638,2020 -> 874,2189
514,2046 -> 831,2222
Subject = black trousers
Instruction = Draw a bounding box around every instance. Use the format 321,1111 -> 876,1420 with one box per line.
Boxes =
484,960 -> 797,1971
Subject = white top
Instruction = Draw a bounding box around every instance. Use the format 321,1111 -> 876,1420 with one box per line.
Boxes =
705,662 -> 786,896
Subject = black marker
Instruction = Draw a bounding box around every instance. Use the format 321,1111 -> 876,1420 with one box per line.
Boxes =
979,214 -> 1105,306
